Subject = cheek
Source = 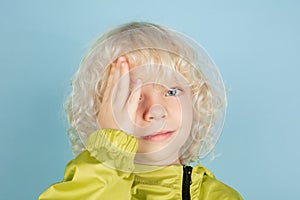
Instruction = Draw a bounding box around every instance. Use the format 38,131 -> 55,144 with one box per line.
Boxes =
168,99 -> 182,117
176,97 -> 193,146
171,96 -> 193,123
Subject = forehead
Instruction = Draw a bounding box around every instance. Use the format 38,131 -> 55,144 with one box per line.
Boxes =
129,64 -> 189,87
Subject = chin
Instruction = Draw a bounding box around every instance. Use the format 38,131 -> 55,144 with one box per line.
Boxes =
134,150 -> 182,166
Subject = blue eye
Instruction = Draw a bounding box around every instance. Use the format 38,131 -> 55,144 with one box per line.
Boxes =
166,88 -> 182,96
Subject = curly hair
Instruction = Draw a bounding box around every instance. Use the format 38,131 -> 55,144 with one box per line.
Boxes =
65,22 -> 227,165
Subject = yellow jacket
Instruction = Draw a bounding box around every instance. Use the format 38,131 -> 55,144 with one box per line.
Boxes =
39,129 -> 243,200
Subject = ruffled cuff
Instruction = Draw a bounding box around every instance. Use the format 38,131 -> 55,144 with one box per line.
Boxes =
85,129 -> 138,173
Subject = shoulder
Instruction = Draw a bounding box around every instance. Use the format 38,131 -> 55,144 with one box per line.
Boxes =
195,165 -> 243,200
202,175 -> 242,199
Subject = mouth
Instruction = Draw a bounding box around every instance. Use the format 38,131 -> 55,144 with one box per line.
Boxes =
140,130 -> 176,142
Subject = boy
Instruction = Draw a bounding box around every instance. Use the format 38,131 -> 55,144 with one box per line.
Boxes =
39,22 -> 242,200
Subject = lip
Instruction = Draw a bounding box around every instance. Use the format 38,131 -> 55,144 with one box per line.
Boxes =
141,130 -> 175,142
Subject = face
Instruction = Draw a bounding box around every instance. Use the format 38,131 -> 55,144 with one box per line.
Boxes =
130,65 -> 193,166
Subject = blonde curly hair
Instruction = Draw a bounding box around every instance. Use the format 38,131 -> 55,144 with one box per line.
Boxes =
65,22 -> 227,165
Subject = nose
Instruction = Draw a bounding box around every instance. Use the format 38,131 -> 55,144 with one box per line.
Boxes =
143,104 -> 166,121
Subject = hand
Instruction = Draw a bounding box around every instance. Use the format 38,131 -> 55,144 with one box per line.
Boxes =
97,56 -> 142,135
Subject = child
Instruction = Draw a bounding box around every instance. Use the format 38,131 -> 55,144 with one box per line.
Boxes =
39,22 -> 243,199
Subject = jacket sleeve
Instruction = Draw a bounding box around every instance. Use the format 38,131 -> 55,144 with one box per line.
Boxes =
38,129 -> 138,200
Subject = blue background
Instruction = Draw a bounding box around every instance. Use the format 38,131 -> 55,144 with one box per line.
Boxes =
1,0 -> 299,199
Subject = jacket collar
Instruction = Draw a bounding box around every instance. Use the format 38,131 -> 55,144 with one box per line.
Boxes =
131,164 -> 214,199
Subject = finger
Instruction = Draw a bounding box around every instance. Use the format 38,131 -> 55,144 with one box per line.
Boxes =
102,62 -> 117,103
114,56 -> 130,107
128,79 -> 142,122
118,56 -> 128,76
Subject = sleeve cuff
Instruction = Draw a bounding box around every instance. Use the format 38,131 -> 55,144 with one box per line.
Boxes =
85,129 -> 138,172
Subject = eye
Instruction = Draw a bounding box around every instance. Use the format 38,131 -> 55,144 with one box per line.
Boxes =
165,88 -> 182,96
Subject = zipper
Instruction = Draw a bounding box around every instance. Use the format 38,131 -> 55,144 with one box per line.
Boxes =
182,165 -> 193,200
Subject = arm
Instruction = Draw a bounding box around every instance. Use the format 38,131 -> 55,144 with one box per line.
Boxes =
39,129 -> 138,200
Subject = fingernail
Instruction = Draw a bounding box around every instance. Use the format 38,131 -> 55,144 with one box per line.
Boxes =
118,56 -> 126,63
121,62 -> 126,68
